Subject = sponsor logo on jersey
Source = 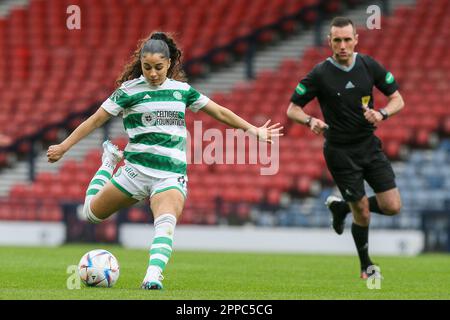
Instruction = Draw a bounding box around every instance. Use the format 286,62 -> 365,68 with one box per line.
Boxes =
345,81 -> 355,89
142,112 -> 157,126
177,176 -> 187,188
124,165 -> 138,179
142,111 -> 185,127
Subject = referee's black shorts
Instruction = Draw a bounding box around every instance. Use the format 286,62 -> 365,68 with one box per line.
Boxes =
323,135 -> 396,202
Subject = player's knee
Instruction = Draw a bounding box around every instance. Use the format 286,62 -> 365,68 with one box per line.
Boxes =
351,200 -> 368,214
351,206 -> 370,225
380,201 -> 402,216
355,211 -> 371,225
353,215 -> 370,226
83,200 -> 102,224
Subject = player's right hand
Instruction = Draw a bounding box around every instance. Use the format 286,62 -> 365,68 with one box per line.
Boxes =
309,118 -> 329,135
47,144 -> 66,163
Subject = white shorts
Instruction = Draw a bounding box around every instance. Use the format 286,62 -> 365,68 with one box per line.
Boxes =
110,163 -> 187,201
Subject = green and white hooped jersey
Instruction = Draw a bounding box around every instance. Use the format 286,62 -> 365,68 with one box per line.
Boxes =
101,76 -> 210,178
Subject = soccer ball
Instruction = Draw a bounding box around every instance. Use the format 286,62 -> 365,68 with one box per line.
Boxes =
78,249 -> 120,287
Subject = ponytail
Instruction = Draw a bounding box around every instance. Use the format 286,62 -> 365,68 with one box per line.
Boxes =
116,32 -> 186,86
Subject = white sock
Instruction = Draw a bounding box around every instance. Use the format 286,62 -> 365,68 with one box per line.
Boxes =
83,196 -> 103,224
83,161 -> 115,223
147,214 -> 177,275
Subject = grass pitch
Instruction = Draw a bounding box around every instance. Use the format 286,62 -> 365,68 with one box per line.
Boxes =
0,245 -> 449,300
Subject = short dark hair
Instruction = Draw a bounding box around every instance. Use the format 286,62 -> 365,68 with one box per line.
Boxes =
330,17 -> 355,34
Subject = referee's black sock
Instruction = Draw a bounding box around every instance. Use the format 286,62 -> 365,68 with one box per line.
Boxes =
331,197 -> 388,216
368,196 -> 389,215
351,223 -> 373,270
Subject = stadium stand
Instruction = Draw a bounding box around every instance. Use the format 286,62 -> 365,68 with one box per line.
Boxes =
1,0 -> 449,228
0,0 -> 321,159
0,0 -> 341,222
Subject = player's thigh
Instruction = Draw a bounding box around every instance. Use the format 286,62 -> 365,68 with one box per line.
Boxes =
349,196 -> 370,216
375,187 -> 402,215
324,144 -> 365,202
90,181 -> 139,219
150,189 -> 185,220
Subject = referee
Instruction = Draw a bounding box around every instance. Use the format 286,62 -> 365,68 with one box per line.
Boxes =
287,17 -> 404,279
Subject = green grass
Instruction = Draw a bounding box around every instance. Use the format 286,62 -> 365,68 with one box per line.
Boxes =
0,245 -> 449,300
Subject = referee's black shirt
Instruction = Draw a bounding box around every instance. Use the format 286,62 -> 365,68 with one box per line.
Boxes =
290,53 -> 399,145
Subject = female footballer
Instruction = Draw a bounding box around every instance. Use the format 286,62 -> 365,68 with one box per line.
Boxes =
47,32 -> 283,290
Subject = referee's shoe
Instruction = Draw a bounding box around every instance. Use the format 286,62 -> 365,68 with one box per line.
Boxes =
325,195 -> 347,235
360,264 -> 383,280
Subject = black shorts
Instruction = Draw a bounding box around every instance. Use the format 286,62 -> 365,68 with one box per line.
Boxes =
323,135 -> 396,202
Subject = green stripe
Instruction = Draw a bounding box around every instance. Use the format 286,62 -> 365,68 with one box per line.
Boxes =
89,179 -> 107,187
124,151 -> 186,175
186,87 -> 201,106
86,189 -> 99,196
129,90 -> 188,103
153,237 -> 173,247
123,113 -> 144,129
110,178 -> 133,197
149,258 -> 166,270
118,90 -> 190,110
111,87 -> 204,110
153,186 -> 186,198
130,132 -> 186,151
150,247 -> 172,257
109,89 -> 130,108
96,170 -> 112,179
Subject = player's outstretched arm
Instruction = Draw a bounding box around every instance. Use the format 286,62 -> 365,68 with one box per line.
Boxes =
200,100 -> 283,144
47,107 -> 112,163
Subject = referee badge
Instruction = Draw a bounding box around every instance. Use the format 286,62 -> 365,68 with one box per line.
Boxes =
385,72 -> 395,84
361,96 -> 371,109
295,83 -> 307,95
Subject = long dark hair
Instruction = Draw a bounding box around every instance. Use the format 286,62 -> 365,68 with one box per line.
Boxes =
116,32 -> 186,85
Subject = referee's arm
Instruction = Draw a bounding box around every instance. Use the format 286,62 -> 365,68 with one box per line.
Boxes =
383,90 -> 404,117
287,102 -> 329,135
363,90 -> 405,124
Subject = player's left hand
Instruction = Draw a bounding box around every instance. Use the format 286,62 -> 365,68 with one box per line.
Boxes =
363,106 -> 383,124
255,120 -> 284,144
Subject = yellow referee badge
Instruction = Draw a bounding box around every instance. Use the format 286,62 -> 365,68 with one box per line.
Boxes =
361,96 -> 371,109
296,83 -> 307,95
